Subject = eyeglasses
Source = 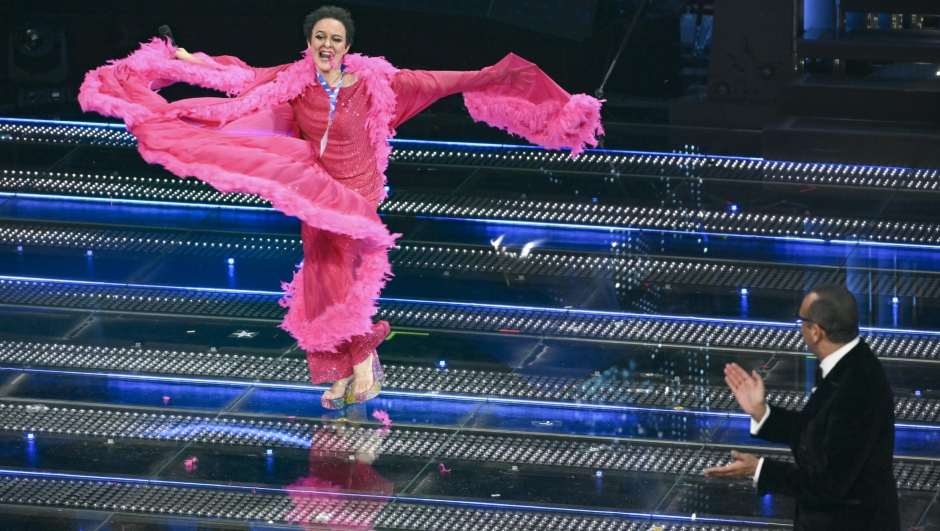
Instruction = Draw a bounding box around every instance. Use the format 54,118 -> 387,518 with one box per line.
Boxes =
795,313 -> 826,332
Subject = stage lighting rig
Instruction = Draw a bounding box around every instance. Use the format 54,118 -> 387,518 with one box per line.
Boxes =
7,14 -> 69,106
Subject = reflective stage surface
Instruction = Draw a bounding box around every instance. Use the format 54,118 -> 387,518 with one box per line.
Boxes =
0,118 -> 938,529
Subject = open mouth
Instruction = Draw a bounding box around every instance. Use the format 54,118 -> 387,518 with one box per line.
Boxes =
318,51 -> 333,60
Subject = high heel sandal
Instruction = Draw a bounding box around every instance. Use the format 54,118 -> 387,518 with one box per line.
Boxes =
344,350 -> 384,405
321,376 -> 352,410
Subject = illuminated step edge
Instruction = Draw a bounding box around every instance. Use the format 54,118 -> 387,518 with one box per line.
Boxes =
0,402 -> 754,477
1,277 -> 940,360
380,194 -> 940,246
0,120 -> 136,147
390,144 -> 940,192
5,222 -> 940,298
0,471 -> 781,531
0,168 -> 271,207
0,277 -> 286,320
0,222 -> 301,260
4,118 -> 940,191
2,167 -> 940,245
1,340 -> 938,422
386,246 -> 940,299
0,402 -> 936,493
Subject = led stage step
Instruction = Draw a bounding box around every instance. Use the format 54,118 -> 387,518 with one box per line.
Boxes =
4,166 -> 939,244
0,401 -> 936,491
2,341 -> 939,423
1,277 -> 939,360
0,471 -> 779,531
5,222 -> 940,299
4,118 -> 940,191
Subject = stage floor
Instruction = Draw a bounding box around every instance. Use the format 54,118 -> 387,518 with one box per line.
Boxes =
0,118 -> 938,530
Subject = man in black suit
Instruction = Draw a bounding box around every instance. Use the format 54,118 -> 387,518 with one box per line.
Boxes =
704,284 -> 900,531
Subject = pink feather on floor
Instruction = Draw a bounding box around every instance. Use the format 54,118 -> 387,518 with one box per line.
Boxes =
372,409 -> 392,435
372,409 -> 392,427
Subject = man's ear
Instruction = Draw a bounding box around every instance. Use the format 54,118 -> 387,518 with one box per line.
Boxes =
812,323 -> 826,344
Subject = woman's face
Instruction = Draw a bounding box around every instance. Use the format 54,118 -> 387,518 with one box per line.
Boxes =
307,18 -> 350,72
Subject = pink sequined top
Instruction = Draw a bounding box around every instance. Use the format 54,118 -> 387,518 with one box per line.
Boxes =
290,80 -> 382,207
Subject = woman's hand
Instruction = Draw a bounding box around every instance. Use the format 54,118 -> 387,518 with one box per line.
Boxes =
172,47 -> 202,63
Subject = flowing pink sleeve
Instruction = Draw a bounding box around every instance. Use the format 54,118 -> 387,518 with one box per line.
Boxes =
191,53 -> 293,97
391,69 -> 486,127
391,53 -> 603,156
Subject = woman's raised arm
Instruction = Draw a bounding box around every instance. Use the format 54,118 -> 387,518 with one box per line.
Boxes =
390,54 -> 602,156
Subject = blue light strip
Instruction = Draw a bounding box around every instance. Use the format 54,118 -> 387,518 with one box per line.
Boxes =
395,496 -> 655,520
414,215 -> 940,251
0,191 -> 276,212
0,117 -> 127,129
0,468 -> 393,500
0,366 -> 262,388
379,295 -> 940,336
7,190 -> 940,251
379,295 -> 795,327
0,365 -> 743,418
153,423 -> 312,447
413,215 -> 642,234
394,496 -> 784,527
4,273 -> 940,337
391,137 -> 773,164
390,138 -> 520,150
896,423 -> 940,431
0,467 -> 782,526
0,274 -> 283,296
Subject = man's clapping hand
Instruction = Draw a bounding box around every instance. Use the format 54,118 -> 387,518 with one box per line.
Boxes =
703,364 -> 767,481
703,450 -> 759,479
724,363 -> 767,422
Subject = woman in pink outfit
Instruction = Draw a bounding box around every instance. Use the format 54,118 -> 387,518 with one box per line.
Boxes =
78,6 -> 603,410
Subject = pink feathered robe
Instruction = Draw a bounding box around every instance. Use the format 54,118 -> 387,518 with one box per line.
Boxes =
79,39 -> 603,384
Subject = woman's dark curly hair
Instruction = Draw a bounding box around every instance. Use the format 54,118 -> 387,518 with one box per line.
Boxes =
303,5 -> 355,46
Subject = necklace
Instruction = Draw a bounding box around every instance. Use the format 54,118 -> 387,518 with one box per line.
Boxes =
315,64 -> 345,156
321,70 -> 342,88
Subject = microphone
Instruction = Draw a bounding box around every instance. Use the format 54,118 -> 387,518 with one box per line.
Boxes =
158,25 -> 176,47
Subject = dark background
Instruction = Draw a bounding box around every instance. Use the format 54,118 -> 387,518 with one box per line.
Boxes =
0,0 -> 684,131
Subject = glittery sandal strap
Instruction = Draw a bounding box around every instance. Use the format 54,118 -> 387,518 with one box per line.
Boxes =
344,351 -> 383,405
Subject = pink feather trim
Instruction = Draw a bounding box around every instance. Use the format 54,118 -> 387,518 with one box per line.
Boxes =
78,39 -> 256,127
278,244 -> 393,352
342,54 -> 399,200
464,91 -> 604,158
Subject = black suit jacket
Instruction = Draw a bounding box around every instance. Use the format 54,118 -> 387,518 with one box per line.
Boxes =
754,339 -> 900,531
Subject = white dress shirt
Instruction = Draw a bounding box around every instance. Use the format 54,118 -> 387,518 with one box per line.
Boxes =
750,336 -> 860,487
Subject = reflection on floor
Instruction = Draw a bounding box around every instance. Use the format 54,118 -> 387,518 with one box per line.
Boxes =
0,117 -> 938,529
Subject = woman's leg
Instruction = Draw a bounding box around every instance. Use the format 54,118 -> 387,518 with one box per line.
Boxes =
348,321 -> 390,395
309,321 -> 387,399
300,222 -> 362,398
300,223 -> 361,320
309,345 -> 353,400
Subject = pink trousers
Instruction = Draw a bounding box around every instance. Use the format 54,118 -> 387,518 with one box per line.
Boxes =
301,222 -> 389,384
